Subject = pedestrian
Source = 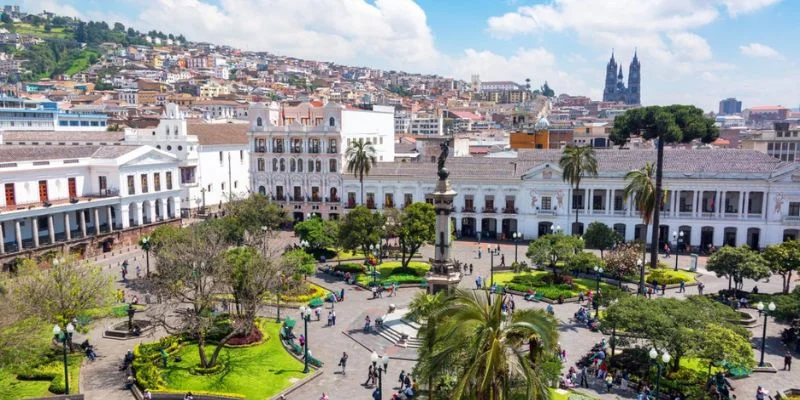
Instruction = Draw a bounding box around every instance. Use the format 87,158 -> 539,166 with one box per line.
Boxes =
698,282 -> 705,295
121,268 -> 127,282
392,281 -> 397,297
364,315 -> 371,332
476,276 -> 482,289
143,389 -> 152,400
605,374 -> 614,393
477,248 -> 482,259
496,243 -> 500,252
756,386 -> 767,400
579,364 -> 589,388
578,291 -> 585,302
784,351 -> 792,371
338,352 -> 348,375
331,310 -> 336,326
327,311 -> 333,326
364,364 -> 374,386
136,264 -> 141,279
501,254 -> 505,266
661,283 -> 667,295
399,369 -> 406,388
647,287 -> 653,299
652,280 -> 658,293
314,307 -> 321,321
403,374 -> 412,391
679,280 -> 685,293
320,393 -> 329,400
469,264 -> 473,275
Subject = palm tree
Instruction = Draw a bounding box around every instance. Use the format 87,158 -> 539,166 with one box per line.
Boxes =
345,140 -> 377,205
559,145 -> 598,235
428,289 -> 558,400
406,291 -> 444,398
622,162 -> 661,295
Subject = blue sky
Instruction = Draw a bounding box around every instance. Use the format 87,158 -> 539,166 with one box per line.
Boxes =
20,0 -> 799,111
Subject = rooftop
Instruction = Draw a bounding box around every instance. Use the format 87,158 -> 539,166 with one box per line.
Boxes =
0,145 -> 137,163
186,122 -> 249,145
2,131 -> 125,142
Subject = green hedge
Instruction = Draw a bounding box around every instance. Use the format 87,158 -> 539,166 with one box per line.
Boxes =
645,269 -> 696,285
747,288 -> 800,323
335,263 -> 365,274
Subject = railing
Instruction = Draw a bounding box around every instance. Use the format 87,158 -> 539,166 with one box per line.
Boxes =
255,146 -> 266,153
612,210 -> 627,216
311,196 -> 321,203
366,202 -> 376,210
274,195 -> 286,201
309,147 -> 321,154
345,202 -> 356,209
0,191 -> 120,212
592,209 -> 607,215
503,207 -> 518,214
538,210 -> 555,216
386,203 -> 395,208
482,207 -> 497,213
327,148 -> 338,154
745,213 -> 763,219
723,212 -> 739,219
783,216 -> 800,225
290,146 -> 302,154
462,206 -> 475,213
274,146 -> 284,153
678,212 -> 693,218
700,212 -> 715,219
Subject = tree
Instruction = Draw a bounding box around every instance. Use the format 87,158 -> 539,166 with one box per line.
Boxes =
397,202 -> 436,269
691,323 -> 755,383
345,140 -> 377,204
427,290 -> 558,399
74,21 -> 86,43
706,246 -> 770,292
293,217 -> 338,251
282,248 -> 316,278
1,13 -> 11,24
583,221 -> 620,258
225,194 -> 288,235
559,145 -> 598,234
13,255 -> 114,326
623,162 -> 658,294
605,296 -> 745,372
762,240 -> 800,293
338,205 -> 386,258
611,106 -> 719,274
223,244 -> 282,322
113,22 -> 125,32
603,242 -> 641,285
407,291 -> 444,398
540,81 -> 555,97
526,233 -> 584,276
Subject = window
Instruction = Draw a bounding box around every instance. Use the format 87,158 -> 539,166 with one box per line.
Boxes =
257,158 -> 266,171
290,158 -> 296,172
141,174 -> 149,193
4,183 -> 15,206
154,173 -> 161,191
258,185 -> 266,195
404,193 -> 413,207
276,186 -> 284,200
311,186 -> 320,201
68,177 -> 77,198
257,117 -> 263,126
272,159 -> 278,172
166,171 -> 173,190
280,158 -> 286,172
99,176 -> 108,194
219,151 -> 224,164
239,150 -> 244,161
315,160 -> 321,172
329,159 -> 337,172
366,192 -> 375,208
37,180 -> 48,202
221,182 -> 225,191
328,139 -> 337,153
293,186 -> 302,201
234,181 -> 238,188
207,184 -> 212,192
541,196 -> 552,210
308,160 -> 313,172
789,202 -> 800,217
329,117 -> 335,127
127,175 -> 135,194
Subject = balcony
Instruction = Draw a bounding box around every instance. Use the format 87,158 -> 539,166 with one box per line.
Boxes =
290,146 -> 302,154
612,210 -> 627,216
255,146 -> 266,153
482,206 -> 497,213
311,196 -> 322,203
345,202 -> 357,209
327,147 -> 338,154
366,202 -> 376,210
538,209 -> 555,216
723,212 -> 739,219
783,215 -> 800,225
745,213 -> 763,219
462,206 -> 475,213
385,202 -> 395,208
502,207 -> 518,214
274,146 -> 284,154
591,209 -> 607,215
309,146 -> 321,154
0,190 -> 120,212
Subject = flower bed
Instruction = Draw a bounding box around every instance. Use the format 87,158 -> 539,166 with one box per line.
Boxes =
493,271 -> 615,300
355,261 -> 431,286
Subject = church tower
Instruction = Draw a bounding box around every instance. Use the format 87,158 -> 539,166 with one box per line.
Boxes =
627,50 -> 641,105
602,51 -> 617,102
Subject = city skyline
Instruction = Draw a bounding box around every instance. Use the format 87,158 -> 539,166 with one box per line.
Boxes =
17,0 -> 799,112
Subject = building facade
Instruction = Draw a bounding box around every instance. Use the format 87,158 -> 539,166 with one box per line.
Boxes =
719,97 -> 743,115
344,149 -> 800,249
247,101 -> 394,221
602,52 -> 641,105
0,96 -> 108,131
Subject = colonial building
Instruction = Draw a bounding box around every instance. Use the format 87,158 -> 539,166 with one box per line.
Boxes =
344,149 -> 800,250
0,144 -> 182,264
247,101 -> 394,221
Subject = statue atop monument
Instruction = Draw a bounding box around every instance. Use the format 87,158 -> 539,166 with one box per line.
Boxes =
437,141 -> 449,180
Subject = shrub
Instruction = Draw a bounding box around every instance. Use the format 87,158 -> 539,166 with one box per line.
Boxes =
334,263 -> 365,274
226,326 -> 263,346
646,269 -> 696,285
567,252 -> 605,275
748,288 -> 800,323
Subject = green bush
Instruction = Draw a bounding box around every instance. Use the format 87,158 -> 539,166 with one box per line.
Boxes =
567,252 -> 605,274
748,288 -> 800,323
334,263 -> 365,274
646,269 -> 696,285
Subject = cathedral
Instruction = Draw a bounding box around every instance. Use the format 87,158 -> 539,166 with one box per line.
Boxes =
602,51 -> 640,105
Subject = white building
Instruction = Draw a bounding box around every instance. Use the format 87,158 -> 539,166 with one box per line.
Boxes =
0,144 -> 182,263
0,97 -> 108,131
410,114 -> 443,136
344,149 -> 800,249
248,101 -> 394,220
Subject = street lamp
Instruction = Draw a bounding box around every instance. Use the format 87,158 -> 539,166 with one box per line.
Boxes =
637,259 -> 645,296
369,243 -> 379,287
649,348 -> 671,400
489,246 -> 501,290
672,231 -> 684,271
140,236 -> 152,277
299,306 -> 312,373
512,232 -> 521,263
52,323 -> 75,394
609,299 -> 619,357
756,301 -> 776,367
370,351 -> 390,400
593,265 -> 604,318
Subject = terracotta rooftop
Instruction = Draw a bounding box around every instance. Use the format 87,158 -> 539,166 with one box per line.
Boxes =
186,122 -> 249,145
0,145 -> 138,163
2,131 -> 125,142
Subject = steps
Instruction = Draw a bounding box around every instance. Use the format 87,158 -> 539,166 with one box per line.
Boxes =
377,320 -> 423,348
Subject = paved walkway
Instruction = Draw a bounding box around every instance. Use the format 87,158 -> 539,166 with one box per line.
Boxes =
74,237 -> 799,400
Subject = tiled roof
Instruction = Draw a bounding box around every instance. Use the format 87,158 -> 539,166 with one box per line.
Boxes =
365,149 -> 787,180
0,145 -> 137,162
2,131 -> 125,142
186,122 -> 249,145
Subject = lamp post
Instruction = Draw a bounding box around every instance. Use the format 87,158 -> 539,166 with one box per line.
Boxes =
756,301 -> 776,367
593,265 -> 603,319
512,232 -> 520,263
52,323 -> 75,394
370,351 -> 390,400
609,299 -> 618,356
140,236 -> 152,277
369,243 -> 379,287
637,259 -> 644,296
649,348 -> 671,400
299,306 -> 311,373
672,231 -> 683,271
262,225 -> 283,323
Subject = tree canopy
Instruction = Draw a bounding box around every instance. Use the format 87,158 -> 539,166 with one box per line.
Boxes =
293,217 -> 338,251
526,233 -> 584,276
583,222 -> 620,257
762,240 -> 800,293
397,202 -> 436,268
706,246 -> 770,291
603,242 -> 641,282
338,205 -> 385,257
610,105 -> 718,148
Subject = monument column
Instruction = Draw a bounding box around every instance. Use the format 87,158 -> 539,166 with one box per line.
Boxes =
427,140 -> 462,294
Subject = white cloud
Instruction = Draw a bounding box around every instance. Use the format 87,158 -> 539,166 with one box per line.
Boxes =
123,0 -> 442,72
667,32 -> 712,61
721,0 -> 781,16
739,43 -> 784,59
19,0 -> 83,18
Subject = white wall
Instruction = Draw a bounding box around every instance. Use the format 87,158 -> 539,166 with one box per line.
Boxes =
341,107 -> 395,162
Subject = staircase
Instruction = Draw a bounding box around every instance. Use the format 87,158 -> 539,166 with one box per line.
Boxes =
376,309 -> 423,348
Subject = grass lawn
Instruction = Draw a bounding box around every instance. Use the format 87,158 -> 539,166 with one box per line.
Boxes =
493,271 -> 615,300
355,261 -> 431,286
156,321 -> 305,399
64,49 -> 99,76
549,388 -> 598,400
0,368 -> 50,399
266,282 -> 331,304
13,23 -> 71,39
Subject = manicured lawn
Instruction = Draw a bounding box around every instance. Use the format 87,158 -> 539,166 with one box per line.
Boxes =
549,388 -> 598,400
268,282 -> 331,304
355,261 -> 431,286
155,320 -> 305,399
493,271 -> 615,300
0,368 -> 50,399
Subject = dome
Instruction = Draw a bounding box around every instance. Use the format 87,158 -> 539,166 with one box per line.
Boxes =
534,117 -> 550,130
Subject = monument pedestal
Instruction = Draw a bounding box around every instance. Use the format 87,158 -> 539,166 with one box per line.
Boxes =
426,172 -> 462,294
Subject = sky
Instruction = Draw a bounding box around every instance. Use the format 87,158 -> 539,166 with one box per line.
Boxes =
18,0 -> 800,112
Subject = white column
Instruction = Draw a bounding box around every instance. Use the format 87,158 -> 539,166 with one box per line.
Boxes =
93,208 -> 100,233
148,202 -> 156,224
0,223 -> 5,254
160,200 -> 168,221
174,196 -> 182,218
692,191 -> 699,217
672,190 -> 678,216
627,197 -> 633,217
107,206 -> 114,231
584,189 -> 590,213
79,210 -> 87,237
15,220 -> 22,250
135,203 -> 144,226
47,215 -> 55,244
31,217 -> 39,248
121,204 -> 131,229
760,192 -> 767,219
606,189 -> 612,215
743,192 -> 750,217
64,213 -> 71,241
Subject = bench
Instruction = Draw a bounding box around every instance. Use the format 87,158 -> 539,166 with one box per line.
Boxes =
419,280 -> 428,289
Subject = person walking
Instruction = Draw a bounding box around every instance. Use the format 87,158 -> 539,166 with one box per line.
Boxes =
331,310 -> 336,326
136,264 -> 141,279
392,281 -> 398,297
476,276 -> 482,289
477,248 -> 482,259
500,254 -> 505,266
579,364 -> 589,388
364,364 -> 374,386
784,351 -> 792,371
679,280 -> 685,293
469,264 -> 473,275
327,311 -> 333,326
698,282 -> 705,295
399,370 -> 406,389
661,283 -> 667,295
339,352 -> 348,375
